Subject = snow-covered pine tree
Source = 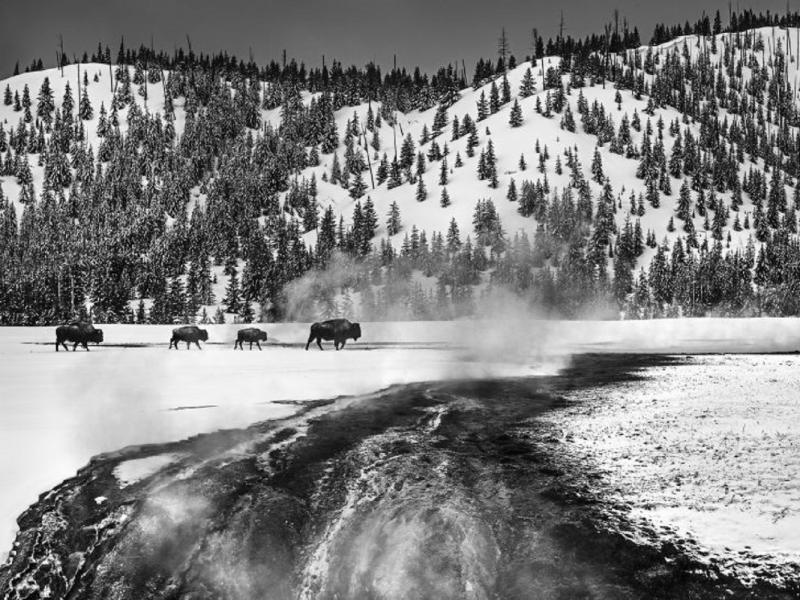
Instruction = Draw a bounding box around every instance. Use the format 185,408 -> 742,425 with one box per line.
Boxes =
519,67 -> 535,97
509,99 -> 523,127
387,201 -> 402,235
440,187 -> 451,207
416,177 -> 427,202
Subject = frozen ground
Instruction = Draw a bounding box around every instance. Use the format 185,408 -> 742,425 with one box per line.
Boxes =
541,354 -> 800,586
1,317 -> 800,564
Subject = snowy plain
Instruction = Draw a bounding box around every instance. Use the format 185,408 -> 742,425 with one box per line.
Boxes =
1,317 -> 800,568
542,354 -> 800,586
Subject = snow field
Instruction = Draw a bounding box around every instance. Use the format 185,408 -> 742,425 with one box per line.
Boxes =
2,316 -> 800,563
542,353 -> 800,586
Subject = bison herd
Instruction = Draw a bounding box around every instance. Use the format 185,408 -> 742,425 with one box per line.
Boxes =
54,319 -> 362,352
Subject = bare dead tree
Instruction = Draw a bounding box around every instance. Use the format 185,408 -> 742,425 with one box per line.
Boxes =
359,122 -> 375,189
604,22 -> 612,88
498,27 -> 510,69
59,34 -> 65,77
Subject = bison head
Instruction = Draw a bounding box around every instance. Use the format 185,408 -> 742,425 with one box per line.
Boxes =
199,329 -> 209,342
90,329 -> 104,344
350,322 -> 361,341
259,330 -> 268,341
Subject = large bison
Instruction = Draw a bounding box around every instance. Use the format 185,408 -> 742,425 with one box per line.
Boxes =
305,319 -> 361,351
234,327 -> 268,350
55,321 -> 104,352
169,325 -> 209,350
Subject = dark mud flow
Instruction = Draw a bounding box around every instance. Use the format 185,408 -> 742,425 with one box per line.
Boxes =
1,355 -> 794,599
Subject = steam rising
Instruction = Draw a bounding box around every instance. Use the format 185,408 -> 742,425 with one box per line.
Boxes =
283,252 -> 362,322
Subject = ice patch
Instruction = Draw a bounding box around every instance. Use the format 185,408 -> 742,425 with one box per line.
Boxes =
114,454 -> 183,487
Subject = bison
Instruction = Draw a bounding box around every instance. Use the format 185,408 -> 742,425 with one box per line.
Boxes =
305,319 -> 361,351
169,325 -> 209,350
234,327 -> 268,350
55,321 -> 104,352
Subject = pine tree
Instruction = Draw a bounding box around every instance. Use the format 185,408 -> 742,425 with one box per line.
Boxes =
560,104 -> 576,132
330,152 -> 342,184
476,91 -> 489,121
419,124 -> 430,145
501,74 -> 511,104
485,140 -> 498,188
387,201 -> 402,235
416,151 -> 427,177
416,176 -> 427,202
519,154 -> 527,171
439,156 -> 448,185
223,268 -> 242,314
489,82 -> 500,114
466,126 -> 479,157
432,103 -> 449,137
507,179 -> 518,202
36,77 -> 54,123
519,67 -> 535,97
400,133 -> 416,170
440,187 -> 451,207
590,147 -> 604,183
677,179 -> 692,220
509,98 -> 523,127
446,218 -> 461,253
79,84 -> 93,120
451,115 -> 461,140
349,168 -> 367,199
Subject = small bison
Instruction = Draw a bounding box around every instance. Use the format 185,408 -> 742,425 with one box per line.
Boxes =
55,321 -> 104,352
235,327 -> 268,350
305,319 -> 361,351
169,325 -> 209,350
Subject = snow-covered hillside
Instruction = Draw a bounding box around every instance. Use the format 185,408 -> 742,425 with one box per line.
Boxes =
2,26 -> 800,322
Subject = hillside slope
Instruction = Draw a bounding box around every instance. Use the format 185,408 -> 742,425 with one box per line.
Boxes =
1,26 -> 799,322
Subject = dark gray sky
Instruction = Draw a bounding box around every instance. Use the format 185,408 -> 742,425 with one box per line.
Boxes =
0,1 -> 790,78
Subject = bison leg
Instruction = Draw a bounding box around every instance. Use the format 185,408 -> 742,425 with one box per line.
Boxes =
195,341 -> 202,350
72,341 -> 79,352
169,338 -> 175,349
305,333 -> 314,351
317,337 -> 324,350
249,341 -> 253,350
83,341 -> 90,351
256,341 -> 262,351
339,340 -> 347,349
55,338 -> 61,352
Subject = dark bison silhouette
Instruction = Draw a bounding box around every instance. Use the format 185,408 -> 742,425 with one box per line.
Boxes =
305,319 -> 361,351
169,325 -> 209,349
235,327 -> 268,350
55,321 -> 104,351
